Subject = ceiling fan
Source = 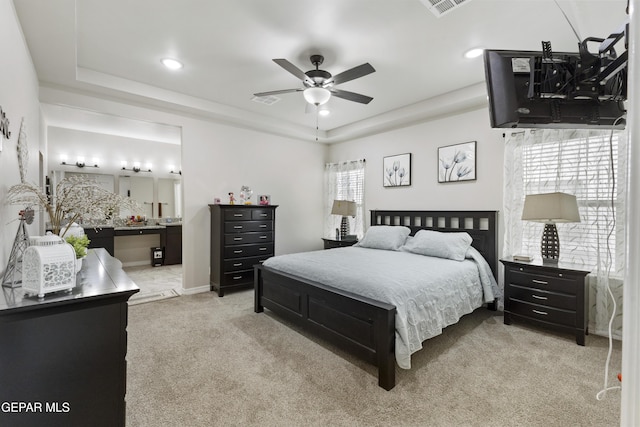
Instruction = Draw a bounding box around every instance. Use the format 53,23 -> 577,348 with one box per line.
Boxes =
254,54 -> 375,106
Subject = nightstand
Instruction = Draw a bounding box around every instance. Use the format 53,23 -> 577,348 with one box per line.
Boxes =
322,238 -> 358,249
501,257 -> 591,345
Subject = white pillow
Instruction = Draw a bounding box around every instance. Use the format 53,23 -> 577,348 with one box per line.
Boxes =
401,230 -> 472,261
355,226 -> 411,251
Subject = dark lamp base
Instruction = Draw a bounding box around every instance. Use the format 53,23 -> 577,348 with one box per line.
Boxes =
541,223 -> 560,261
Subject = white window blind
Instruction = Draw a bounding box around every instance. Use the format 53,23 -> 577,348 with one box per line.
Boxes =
521,131 -> 623,274
324,160 -> 366,238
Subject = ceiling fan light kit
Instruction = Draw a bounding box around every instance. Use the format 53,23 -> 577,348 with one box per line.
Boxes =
303,87 -> 331,105
254,54 -> 375,106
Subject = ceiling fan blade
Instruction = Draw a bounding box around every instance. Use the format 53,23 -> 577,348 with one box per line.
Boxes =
326,63 -> 375,86
330,88 -> 373,104
273,59 -> 315,86
253,88 -> 303,97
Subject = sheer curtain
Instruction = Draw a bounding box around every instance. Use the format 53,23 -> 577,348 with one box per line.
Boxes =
503,129 -> 626,337
324,160 -> 365,239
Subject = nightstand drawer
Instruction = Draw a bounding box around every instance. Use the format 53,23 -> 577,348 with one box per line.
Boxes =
509,299 -> 576,327
508,269 -> 578,294
507,284 -> 577,310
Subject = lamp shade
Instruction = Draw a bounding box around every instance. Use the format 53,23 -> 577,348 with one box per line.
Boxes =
331,200 -> 357,217
521,192 -> 580,223
303,87 -> 331,106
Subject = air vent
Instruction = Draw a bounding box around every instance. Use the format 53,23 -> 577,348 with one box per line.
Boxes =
420,0 -> 474,17
251,95 -> 280,106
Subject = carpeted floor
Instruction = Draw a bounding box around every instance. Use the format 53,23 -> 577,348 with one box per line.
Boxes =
126,290 -> 621,426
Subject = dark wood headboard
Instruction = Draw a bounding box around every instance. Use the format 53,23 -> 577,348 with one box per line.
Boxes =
370,210 -> 499,279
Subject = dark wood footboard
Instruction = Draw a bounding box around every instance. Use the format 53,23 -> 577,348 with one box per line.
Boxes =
254,264 -> 397,390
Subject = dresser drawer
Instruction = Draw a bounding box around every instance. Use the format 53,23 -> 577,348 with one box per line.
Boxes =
507,268 -> 578,294
223,255 -> 270,272
507,283 -> 577,310
251,209 -> 273,220
508,298 -> 576,327
224,243 -> 274,259
224,209 -> 252,221
221,270 -> 254,286
225,221 -> 272,233
224,232 -> 273,245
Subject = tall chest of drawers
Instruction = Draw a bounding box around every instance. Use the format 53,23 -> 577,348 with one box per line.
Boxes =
209,204 -> 277,296
501,257 -> 591,345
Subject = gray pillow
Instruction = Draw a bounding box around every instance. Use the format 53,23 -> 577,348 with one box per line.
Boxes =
355,226 -> 411,251
401,230 -> 472,261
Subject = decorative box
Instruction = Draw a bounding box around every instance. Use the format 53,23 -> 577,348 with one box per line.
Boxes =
22,235 -> 77,298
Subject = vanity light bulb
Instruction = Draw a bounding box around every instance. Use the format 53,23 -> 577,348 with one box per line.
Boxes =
121,161 -> 127,168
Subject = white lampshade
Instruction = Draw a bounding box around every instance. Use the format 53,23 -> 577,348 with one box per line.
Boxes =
331,200 -> 357,217
521,192 -> 580,223
303,87 -> 331,106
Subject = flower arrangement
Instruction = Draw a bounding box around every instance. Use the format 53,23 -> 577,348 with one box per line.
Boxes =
7,174 -> 142,237
65,235 -> 91,259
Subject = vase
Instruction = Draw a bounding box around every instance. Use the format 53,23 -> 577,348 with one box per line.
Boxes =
75,257 -> 83,273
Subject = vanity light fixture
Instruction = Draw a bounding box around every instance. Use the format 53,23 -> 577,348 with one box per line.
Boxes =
121,161 -> 152,173
168,165 -> 182,175
60,155 -> 99,168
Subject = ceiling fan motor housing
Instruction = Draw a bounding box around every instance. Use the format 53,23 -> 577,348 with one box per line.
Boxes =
305,69 -> 332,87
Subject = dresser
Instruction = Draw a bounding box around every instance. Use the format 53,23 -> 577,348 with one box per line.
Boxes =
209,204 -> 277,296
501,257 -> 591,345
0,249 -> 139,427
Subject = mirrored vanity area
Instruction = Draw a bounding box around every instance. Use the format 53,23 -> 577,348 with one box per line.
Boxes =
52,170 -> 183,267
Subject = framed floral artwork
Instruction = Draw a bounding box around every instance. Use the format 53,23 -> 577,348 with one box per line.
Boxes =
383,153 -> 411,187
438,141 -> 476,183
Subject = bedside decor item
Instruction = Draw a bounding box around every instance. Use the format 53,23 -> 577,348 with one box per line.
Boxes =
258,194 -> 270,205
438,141 -> 476,183
383,153 -> 411,187
22,234 -> 77,298
521,191 -> 580,262
331,200 -> 357,239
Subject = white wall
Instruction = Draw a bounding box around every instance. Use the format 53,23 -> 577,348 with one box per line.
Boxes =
328,107 -> 505,238
38,87 -> 327,291
0,0 -> 41,270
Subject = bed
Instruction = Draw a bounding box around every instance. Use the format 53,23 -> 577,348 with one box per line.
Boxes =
254,210 -> 499,390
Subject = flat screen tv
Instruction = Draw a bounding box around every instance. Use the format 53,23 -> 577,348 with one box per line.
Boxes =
483,49 -> 626,129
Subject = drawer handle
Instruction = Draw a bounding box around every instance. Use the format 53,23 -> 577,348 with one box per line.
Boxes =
260,213 -> 268,217
259,247 -> 267,251
532,279 -> 548,285
233,226 -> 243,229
532,309 -> 548,316
234,237 -> 243,241
233,250 -> 243,254
233,263 -> 242,267
532,294 -> 548,300
259,225 -> 267,228
260,236 -> 267,239
232,276 -> 242,280
233,214 -> 243,217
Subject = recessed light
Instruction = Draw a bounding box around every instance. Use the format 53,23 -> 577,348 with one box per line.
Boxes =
161,58 -> 183,70
464,48 -> 484,59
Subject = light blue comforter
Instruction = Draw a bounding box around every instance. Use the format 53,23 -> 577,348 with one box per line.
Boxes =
262,246 -> 498,369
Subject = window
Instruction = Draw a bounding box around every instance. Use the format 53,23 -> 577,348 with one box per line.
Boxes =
324,160 -> 365,239
520,130 -> 625,275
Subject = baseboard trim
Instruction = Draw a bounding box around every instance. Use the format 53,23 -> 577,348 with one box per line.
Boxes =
181,285 -> 210,295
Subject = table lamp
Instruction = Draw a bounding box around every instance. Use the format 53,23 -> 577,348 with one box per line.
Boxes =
331,200 -> 357,240
521,192 -> 580,263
